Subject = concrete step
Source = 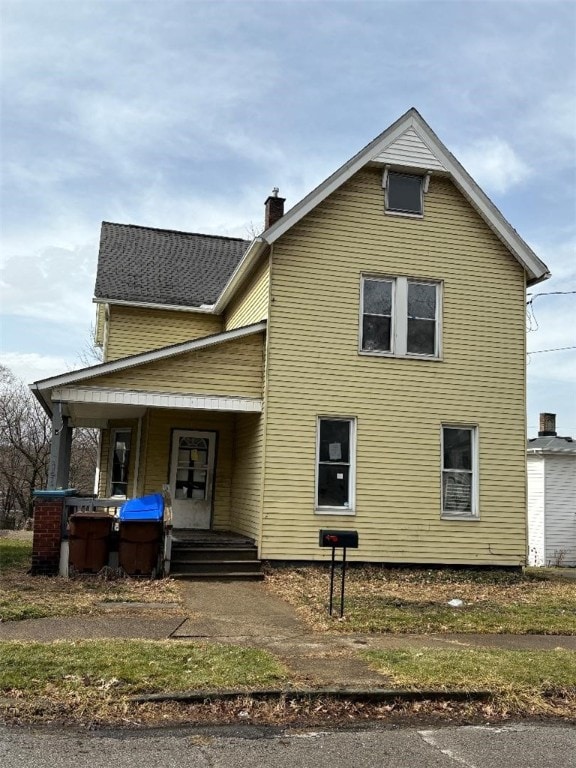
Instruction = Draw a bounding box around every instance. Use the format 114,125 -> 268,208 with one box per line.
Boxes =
170,546 -> 259,562
170,559 -> 262,574
170,571 -> 265,581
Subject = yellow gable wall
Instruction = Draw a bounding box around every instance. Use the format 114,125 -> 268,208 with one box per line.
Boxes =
225,256 -> 270,331
261,167 -> 527,565
86,332 -> 264,399
105,305 -> 223,361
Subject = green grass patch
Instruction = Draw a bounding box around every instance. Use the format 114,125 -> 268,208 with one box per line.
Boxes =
265,566 -> 576,634
0,640 -> 288,695
363,648 -> 576,695
0,537 -> 32,570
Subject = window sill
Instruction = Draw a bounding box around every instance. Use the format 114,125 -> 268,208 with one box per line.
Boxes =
441,514 -> 479,522
315,507 -> 356,516
384,210 -> 423,219
359,350 -> 442,362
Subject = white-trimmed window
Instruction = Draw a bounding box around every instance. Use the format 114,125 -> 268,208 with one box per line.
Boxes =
316,417 -> 356,514
384,171 -> 425,216
361,276 -> 441,358
441,426 -> 478,519
109,428 -> 131,497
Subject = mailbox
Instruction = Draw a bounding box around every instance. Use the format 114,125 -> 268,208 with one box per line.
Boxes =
319,529 -> 359,548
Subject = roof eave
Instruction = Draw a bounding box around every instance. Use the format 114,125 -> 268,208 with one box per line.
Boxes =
254,108 -> 549,284
30,321 -> 267,395
213,237 -> 268,312
92,297 -> 217,314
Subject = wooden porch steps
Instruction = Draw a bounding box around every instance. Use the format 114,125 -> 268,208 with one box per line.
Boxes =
169,531 -> 263,580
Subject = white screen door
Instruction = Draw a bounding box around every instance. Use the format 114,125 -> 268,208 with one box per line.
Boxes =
169,430 -> 216,529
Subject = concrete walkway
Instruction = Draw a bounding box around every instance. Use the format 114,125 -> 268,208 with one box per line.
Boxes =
2,579 -> 575,691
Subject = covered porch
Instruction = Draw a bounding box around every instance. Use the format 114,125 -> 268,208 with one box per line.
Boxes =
30,323 -> 267,575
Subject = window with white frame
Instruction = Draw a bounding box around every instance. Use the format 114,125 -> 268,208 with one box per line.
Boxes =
316,417 -> 356,513
384,171 -> 425,216
109,428 -> 131,497
361,276 -> 440,357
442,426 -> 478,518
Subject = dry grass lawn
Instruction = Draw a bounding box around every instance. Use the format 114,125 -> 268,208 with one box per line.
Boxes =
264,565 -> 576,634
0,535 -> 182,621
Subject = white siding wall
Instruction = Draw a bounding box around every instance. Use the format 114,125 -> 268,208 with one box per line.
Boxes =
544,455 -> 576,567
527,455 -> 545,566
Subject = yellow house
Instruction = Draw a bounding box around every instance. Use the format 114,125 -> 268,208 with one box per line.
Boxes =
32,109 -> 550,573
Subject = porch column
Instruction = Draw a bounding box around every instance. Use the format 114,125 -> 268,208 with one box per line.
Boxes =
47,404 -> 72,490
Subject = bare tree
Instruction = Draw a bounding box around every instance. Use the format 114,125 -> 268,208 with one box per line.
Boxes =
0,365 -> 50,526
0,365 -> 99,527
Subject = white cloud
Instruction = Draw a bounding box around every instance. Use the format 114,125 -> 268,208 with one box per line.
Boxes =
3,352 -> 78,386
456,137 -> 532,194
0,242 -> 97,324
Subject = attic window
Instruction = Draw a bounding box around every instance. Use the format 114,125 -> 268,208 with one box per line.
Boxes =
384,170 -> 425,216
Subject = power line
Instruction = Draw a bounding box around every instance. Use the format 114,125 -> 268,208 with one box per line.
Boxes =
528,345 -> 576,354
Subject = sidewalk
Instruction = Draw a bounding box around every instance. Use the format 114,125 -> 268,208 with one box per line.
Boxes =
1,579 -> 574,692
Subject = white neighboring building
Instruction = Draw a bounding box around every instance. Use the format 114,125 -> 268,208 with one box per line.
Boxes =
527,413 -> 576,567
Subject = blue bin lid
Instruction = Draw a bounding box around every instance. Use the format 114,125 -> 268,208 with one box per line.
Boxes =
119,493 -> 164,521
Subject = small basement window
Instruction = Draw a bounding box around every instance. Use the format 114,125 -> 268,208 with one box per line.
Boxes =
385,171 -> 424,216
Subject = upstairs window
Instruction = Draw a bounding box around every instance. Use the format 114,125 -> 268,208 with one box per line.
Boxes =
385,171 -> 424,216
361,276 -> 441,358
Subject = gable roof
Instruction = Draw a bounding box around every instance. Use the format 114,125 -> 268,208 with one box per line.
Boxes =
215,109 -> 549,309
31,321 -> 266,415
94,222 -> 250,308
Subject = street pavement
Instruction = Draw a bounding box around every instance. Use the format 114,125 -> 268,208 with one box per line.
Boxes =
1,722 -> 575,768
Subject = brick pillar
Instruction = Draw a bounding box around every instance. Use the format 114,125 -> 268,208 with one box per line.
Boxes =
31,491 -> 70,575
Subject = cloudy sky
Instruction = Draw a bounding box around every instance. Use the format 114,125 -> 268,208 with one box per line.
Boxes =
1,0 -> 575,435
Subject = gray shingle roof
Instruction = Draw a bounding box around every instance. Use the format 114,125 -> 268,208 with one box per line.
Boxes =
527,435 -> 576,454
94,222 -> 250,308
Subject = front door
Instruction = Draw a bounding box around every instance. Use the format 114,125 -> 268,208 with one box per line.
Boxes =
169,430 -> 216,529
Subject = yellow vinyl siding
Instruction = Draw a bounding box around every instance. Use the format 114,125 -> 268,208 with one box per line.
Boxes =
88,332 -> 264,399
138,409 -> 234,530
225,256 -> 270,331
230,412 -> 264,540
105,305 -> 223,361
261,168 -> 527,565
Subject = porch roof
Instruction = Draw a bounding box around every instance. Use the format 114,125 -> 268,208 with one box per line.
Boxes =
31,321 -> 266,423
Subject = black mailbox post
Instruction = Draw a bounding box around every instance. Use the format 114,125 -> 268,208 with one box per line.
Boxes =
319,529 -> 359,617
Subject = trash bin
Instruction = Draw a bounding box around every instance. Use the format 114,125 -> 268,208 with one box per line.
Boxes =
68,513 -> 113,573
118,494 -> 164,576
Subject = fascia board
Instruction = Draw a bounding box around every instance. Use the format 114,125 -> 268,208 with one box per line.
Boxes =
92,297 -> 217,314
257,109 -> 549,284
263,113 -> 421,244
31,321 -> 267,392
413,118 -> 550,284
213,237 -> 267,312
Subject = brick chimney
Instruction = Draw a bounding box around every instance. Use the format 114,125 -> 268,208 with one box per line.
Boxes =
538,412 -> 557,437
264,188 -> 285,229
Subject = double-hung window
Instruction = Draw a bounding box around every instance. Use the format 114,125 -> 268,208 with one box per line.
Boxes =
441,426 -> 478,518
109,428 -> 131,497
316,417 -> 356,513
361,276 -> 440,358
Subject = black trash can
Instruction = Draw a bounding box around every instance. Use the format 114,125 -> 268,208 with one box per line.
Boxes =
68,513 -> 113,573
118,494 -> 164,576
